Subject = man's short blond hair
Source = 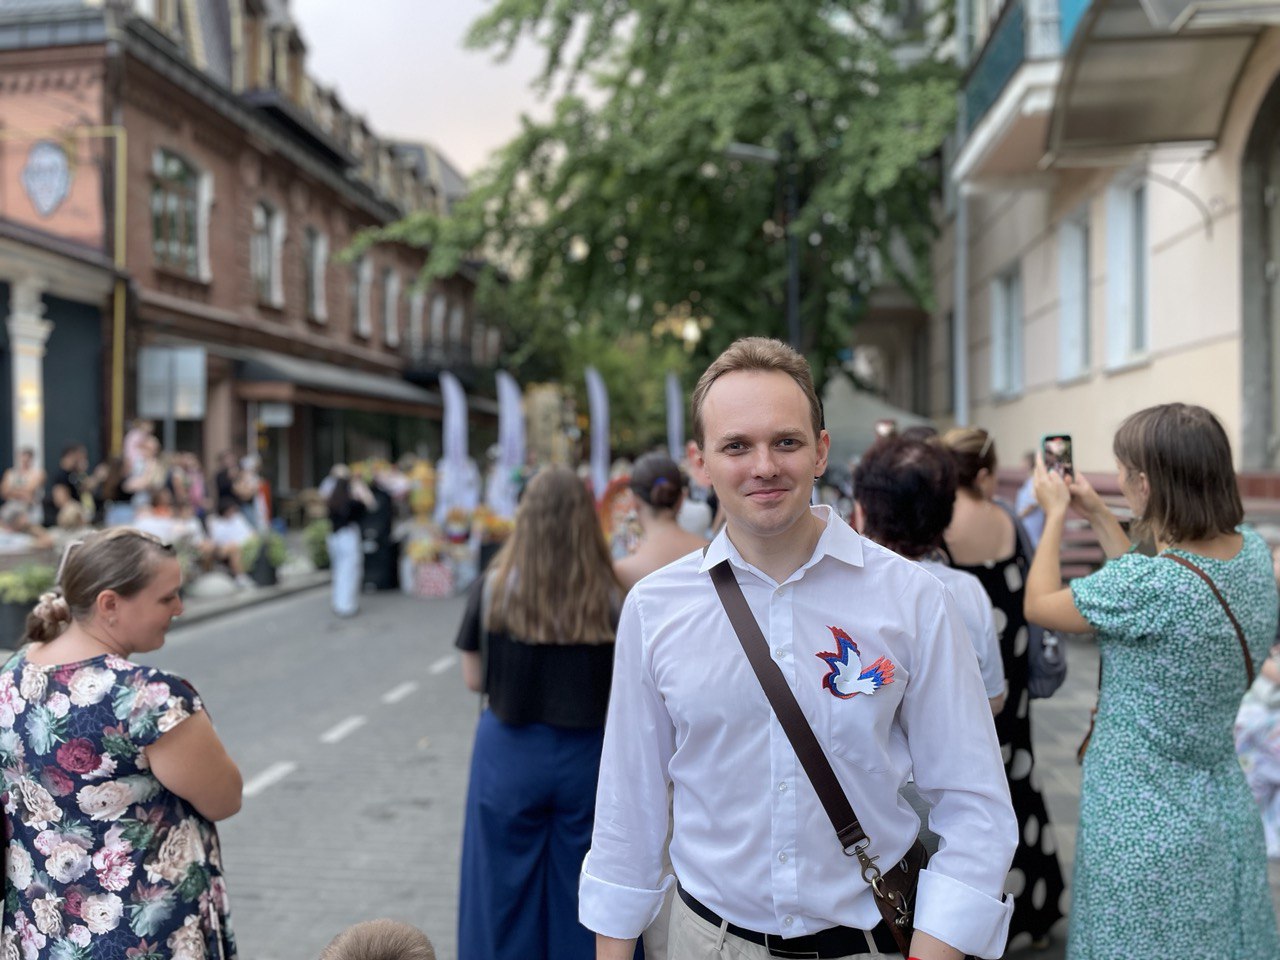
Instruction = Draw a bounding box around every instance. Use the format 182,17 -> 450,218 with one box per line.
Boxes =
690,337 -> 822,447
319,920 -> 436,960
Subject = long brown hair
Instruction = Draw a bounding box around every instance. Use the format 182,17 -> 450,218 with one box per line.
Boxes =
485,467 -> 619,644
1113,403 -> 1243,543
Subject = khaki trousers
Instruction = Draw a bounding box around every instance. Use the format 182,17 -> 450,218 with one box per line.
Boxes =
666,894 -> 905,960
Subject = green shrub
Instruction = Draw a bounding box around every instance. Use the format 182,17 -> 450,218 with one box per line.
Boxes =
0,563 -> 57,604
303,519 -> 332,569
241,531 -> 288,571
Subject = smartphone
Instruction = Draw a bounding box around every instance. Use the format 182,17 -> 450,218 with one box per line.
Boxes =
1041,433 -> 1074,479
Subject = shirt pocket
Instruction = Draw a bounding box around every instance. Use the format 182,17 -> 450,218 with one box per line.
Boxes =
817,659 -> 907,774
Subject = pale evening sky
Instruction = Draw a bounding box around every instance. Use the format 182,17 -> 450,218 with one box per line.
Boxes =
292,0 -> 551,176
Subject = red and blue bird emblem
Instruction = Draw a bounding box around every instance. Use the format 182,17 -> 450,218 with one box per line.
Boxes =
816,625 -> 895,699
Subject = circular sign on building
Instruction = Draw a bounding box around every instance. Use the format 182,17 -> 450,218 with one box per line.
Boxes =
21,140 -> 72,217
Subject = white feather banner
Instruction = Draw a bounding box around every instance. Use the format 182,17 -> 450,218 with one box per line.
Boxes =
585,366 -> 610,501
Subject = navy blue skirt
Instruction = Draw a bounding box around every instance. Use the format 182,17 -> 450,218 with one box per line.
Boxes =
458,710 -> 605,960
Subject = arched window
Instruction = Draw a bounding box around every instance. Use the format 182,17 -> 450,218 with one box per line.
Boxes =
150,149 -> 202,277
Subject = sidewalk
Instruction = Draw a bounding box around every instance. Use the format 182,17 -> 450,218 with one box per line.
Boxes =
174,569 -> 330,629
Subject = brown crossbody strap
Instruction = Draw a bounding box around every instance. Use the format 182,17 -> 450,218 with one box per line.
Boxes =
1162,553 -> 1255,686
708,560 -> 867,851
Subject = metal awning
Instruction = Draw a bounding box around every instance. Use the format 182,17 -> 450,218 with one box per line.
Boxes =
238,349 -> 444,407
1047,0 -> 1262,163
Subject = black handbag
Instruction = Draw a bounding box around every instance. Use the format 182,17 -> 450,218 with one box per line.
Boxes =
709,559 -> 926,957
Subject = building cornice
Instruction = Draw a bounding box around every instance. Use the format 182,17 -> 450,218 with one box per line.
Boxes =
119,18 -> 401,224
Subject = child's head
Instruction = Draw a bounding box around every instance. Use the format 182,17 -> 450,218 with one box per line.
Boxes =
320,920 -> 435,960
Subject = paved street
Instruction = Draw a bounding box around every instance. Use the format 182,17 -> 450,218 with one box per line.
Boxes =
136,589 -> 1280,960
145,587 -> 475,960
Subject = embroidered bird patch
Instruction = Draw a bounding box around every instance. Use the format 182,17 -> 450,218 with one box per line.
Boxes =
817,626 -> 895,699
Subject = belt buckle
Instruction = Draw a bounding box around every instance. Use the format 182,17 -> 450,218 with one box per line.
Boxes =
763,934 -> 820,960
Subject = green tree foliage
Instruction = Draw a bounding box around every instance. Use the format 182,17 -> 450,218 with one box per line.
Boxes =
359,0 -> 955,447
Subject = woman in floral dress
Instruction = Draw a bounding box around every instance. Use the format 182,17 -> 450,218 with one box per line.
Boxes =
1,528 -> 242,959
1026,403 -> 1280,959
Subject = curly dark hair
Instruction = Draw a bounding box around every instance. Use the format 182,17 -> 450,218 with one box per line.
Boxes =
853,436 -> 957,560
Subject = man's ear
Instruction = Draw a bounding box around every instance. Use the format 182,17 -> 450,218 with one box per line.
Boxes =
814,429 -> 831,477
687,439 -> 711,487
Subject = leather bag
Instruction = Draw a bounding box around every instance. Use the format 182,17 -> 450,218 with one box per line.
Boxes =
709,559 -> 927,957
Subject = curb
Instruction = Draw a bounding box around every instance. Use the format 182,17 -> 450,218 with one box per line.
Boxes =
172,571 -> 331,630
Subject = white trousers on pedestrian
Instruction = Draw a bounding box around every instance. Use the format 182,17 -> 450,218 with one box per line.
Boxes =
667,894 -> 903,960
327,524 -> 363,616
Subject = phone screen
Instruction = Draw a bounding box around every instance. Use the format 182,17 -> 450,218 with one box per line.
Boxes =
1042,434 -> 1074,478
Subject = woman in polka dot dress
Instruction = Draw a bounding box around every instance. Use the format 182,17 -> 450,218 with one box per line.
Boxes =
941,427 -> 1067,950
1026,403 -> 1280,959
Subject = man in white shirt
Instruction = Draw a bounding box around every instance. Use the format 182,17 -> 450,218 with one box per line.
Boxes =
580,338 -> 1017,960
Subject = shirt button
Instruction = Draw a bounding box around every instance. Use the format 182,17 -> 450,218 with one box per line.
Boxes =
778,782 -> 788,792
778,852 -> 788,863
783,916 -> 794,927
774,647 -> 786,659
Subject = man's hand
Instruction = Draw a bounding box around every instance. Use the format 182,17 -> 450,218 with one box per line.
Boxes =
596,934 -> 637,960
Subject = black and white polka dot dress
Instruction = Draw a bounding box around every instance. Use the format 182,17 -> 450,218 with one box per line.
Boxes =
953,536 -> 1067,947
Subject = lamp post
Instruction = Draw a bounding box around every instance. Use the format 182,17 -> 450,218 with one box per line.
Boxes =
726,136 -> 802,350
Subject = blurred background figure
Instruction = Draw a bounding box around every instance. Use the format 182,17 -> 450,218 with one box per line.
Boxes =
614,452 -> 708,593
319,919 -> 436,960
208,497 -> 257,588
0,499 -> 52,552
0,446 -> 45,526
852,435 -> 1006,712
453,467 -> 621,960
1,528 -> 241,957
1026,402 -> 1280,958
325,465 -> 375,617
42,443 -> 88,530
1015,451 -> 1046,552
940,426 -> 1065,949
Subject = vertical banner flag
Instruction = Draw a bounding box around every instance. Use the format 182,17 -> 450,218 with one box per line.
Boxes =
486,371 -> 525,518
436,371 -> 478,523
666,370 -> 684,463
585,366 -> 610,502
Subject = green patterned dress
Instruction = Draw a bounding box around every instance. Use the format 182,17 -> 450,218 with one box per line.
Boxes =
1068,526 -> 1280,959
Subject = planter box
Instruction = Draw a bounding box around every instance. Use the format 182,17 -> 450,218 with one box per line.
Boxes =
0,601 -> 29,647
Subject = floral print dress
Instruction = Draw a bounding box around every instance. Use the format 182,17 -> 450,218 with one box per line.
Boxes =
0,652 -> 236,960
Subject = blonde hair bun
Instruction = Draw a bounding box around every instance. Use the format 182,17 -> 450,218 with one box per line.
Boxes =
32,591 -> 71,626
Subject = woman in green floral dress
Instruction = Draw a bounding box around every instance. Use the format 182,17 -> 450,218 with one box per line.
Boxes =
1025,403 -> 1280,959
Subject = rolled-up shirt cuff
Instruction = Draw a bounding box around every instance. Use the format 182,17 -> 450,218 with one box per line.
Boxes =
578,854 -> 674,939
912,868 -> 1013,959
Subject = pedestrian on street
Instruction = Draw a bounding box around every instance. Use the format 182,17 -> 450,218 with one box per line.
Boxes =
0,528 -> 242,959
938,427 -> 1067,949
1025,402 -> 1280,959
581,338 -> 1017,960
324,466 -> 375,617
454,466 -> 622,960
614,452 -> 709,594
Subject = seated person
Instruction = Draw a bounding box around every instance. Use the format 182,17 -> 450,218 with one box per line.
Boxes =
207,497 -> 256,586
0,500 -> 53,552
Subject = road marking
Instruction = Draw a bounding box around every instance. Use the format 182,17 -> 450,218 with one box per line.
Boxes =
243,761 -> 297,798
382,681 -> 420,704
429,654 -> 456,676
319,715 -> 367,744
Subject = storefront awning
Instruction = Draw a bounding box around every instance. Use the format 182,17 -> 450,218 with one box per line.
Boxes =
1047,0 -> 1261,164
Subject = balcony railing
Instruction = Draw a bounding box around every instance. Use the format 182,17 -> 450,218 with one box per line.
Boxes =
963,0 -> 1065,135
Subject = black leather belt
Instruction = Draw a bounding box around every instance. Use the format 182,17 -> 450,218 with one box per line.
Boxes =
676,884 -> 899,959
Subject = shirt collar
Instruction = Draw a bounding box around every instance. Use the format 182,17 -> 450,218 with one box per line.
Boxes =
697,504 -> 866,576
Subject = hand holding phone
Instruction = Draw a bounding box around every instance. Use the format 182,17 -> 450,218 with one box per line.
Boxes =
1041,433 -> 1073,479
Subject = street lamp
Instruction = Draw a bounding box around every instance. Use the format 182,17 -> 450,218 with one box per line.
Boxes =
726,136 -> 801,350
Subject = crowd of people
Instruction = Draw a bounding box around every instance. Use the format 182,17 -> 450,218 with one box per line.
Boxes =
2,339 -> 1279,960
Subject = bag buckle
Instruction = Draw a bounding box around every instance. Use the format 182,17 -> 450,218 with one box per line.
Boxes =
763,936 -> 819,960
847,839 -> 883,886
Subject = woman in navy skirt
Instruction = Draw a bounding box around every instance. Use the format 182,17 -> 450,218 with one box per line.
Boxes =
455,467 -> 621,960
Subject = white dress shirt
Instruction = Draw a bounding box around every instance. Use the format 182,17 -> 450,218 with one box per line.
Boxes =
580,506 -> 1017,959
918,559 -> 1006,700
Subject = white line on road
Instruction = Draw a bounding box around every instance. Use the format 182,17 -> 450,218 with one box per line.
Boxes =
381,681 -> 420,704
319,715 -> 368,744
243,761 -> 298,798
429,654 -> 457,676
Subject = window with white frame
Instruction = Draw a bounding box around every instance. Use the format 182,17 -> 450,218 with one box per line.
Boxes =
151,149 -> 211,280
409,290 -> 426,357
351,257 -> 373,337
251,201 -> 285,307
303,227 -> 328,322
1105,177 -> 1149,367
429,294 -> 447,348
449,303 -> 465,348
382,269 -> 401,347
990,266 -> 1023,398
1057,214 -> 1090,380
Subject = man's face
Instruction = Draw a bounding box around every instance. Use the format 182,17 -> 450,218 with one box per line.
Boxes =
691,369 -> 829,544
